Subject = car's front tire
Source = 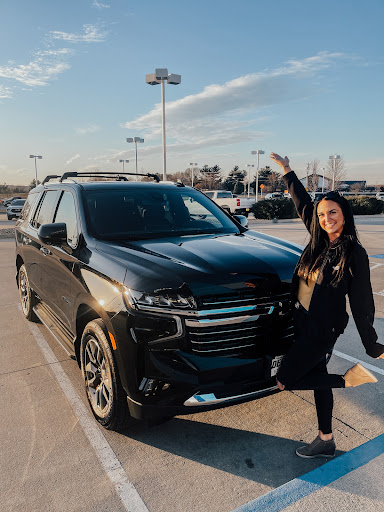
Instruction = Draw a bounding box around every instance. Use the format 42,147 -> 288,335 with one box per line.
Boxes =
80,319 -> 133,431
18,264 -> 39,322
7,215 -> 13,220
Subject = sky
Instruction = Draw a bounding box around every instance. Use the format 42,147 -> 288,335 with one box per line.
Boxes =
0,0 -> 383,186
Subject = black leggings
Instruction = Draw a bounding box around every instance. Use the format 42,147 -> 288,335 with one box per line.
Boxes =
276,305 -> 345,434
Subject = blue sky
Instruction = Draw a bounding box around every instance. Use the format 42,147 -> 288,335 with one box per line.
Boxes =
1,0 -> 383,185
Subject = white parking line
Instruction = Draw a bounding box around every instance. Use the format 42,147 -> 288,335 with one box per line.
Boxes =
373,290 -> 384,296
333,349 -> 384,376
370,263 -> 383,271
20,307 -> 149,512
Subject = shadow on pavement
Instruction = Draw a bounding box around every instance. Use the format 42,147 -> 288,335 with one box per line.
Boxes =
121,417 -> 345,488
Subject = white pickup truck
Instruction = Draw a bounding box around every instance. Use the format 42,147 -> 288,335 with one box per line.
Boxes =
204,190 -> 254,217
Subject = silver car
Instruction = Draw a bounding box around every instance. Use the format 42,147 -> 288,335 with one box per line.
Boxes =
7,199 -> 26,220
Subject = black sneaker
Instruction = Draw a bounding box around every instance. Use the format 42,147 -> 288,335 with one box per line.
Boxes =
296,435 -> 336,459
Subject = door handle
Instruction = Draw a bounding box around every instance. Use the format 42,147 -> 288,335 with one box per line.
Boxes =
40,247 -> 51,256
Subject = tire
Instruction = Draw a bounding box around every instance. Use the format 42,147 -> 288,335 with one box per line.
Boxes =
7,215 -> 13,220
18,264 -> 39,322
80,319 -> 133,431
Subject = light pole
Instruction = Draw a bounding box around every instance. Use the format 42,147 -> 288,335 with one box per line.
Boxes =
146,68 -> 181,181
329,154 -> 341,190
118,159 -> 129,172
251,150 -> 265,202
189,163 -> 198,187
246,164 -> 254,198
29,155 -> 42,186
126,137 -> 144,179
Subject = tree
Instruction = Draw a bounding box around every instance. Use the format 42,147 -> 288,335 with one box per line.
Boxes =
199,164 -> 222,189
326,156 -> 347,191
306,159 -> 320,193
223,166 -> 246,194
29,179 -> 41,189
252,166 -> 283,192
349,182 -> 364,194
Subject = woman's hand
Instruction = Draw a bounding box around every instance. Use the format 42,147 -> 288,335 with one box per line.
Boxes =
270,153 -> 291,174
277,380 -> 285,390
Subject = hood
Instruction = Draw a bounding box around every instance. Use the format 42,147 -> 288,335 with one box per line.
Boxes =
95,231 -> 301,298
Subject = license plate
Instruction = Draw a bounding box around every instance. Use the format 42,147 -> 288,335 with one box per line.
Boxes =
270,355 -> 284,377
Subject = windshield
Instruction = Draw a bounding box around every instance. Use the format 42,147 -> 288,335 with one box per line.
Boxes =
84,186 -> 241,240
10,200 -> 25,206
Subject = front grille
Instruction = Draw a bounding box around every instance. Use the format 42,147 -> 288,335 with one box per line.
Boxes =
185,292 -> 294,356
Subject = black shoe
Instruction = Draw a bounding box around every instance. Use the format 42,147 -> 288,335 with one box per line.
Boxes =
296,435 -> 336,459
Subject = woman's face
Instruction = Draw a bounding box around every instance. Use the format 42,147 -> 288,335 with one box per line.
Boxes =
317,199 -> 344,241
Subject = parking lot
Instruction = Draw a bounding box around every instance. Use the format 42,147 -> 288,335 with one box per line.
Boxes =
1,212 -> 383,512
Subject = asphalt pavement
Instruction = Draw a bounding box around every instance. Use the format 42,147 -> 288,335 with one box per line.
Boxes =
0,212 -> 383,511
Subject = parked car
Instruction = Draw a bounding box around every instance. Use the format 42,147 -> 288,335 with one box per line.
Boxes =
16,171 -> 302,431
7,199 -> 26,220
265,192 -> 283,200
4,196 -> 22,207
376,192 -> 384,201
204,190 -> 254,216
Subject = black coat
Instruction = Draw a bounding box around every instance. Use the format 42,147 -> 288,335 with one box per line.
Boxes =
284,171 -> 384,358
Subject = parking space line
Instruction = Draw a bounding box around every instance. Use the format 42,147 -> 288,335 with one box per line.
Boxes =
332,349 -> 384,376
373,290 -> 384,296
232,434 -> 384,512
370,263 -> 383,270
20,306 -> 149,512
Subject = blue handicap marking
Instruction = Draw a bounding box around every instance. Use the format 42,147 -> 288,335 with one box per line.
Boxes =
371,254 -> 384,259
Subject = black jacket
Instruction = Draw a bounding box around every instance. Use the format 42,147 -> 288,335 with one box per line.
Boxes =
284,171 -> 384,358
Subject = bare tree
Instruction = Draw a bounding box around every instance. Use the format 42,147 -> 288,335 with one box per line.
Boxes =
349,182 -> 364,194
306,159 -> 321,193
326,156 -> 347,191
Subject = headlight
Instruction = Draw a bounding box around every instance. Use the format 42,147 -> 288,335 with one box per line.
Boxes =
124,287 -> 196,310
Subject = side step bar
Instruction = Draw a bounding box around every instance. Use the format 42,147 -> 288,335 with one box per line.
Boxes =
33,302 -> 76,358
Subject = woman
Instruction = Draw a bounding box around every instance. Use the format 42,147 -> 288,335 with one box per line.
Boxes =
270,152 -> 384,459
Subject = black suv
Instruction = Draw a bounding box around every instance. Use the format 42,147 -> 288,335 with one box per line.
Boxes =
15,172 -> 301,431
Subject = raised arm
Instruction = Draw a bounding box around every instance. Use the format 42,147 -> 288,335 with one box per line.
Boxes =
270,153 -> 314,232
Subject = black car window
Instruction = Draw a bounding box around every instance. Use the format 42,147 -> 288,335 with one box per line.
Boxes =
32,190 -> 60,229
84,187 -> 239,240
54,191 -> 79,247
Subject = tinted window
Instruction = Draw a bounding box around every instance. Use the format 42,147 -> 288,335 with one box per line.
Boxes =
54,191 -> 79,247
217,191 -> 232,198
33,190 -> 60,228
20,194 -> 38,221
84,187 -> 239,240
10,200 -> 25,206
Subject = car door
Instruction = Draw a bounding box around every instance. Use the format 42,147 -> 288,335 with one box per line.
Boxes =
26,190 -> 61,297
39,190 -> 81,329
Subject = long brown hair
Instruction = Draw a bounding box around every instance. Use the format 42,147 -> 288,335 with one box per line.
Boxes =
297,193 -> 358,286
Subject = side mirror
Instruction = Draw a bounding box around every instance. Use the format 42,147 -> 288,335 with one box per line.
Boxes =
38,223 -> 67,245
232,215 -> 248,228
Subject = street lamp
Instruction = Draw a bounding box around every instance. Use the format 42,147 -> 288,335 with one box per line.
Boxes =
126,137 -> 144,179
251,150 -> 265,202
118,159 -> 129,172
29,155 -> 42,186
189,163 -> 198,187
246,164 -> 254,198
329,154 -> 341,190
146,68 -> 181,181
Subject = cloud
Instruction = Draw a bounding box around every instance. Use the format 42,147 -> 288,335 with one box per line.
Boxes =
0,49 -> 71,87
92,0 -> 110,8
49,24 -> 107,43
75,124 -> 101,135
124,52 -> 346,149
65,154 -> 81,166
0,84 -> 13,98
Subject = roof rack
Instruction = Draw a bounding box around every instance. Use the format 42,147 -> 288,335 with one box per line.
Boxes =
41,171 -> 161,184
59,171 -> 161,183
42,175 -> 60,185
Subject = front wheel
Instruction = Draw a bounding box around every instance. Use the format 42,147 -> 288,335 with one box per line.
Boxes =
7,215 -> 13,220
80,319 -> 133,431
18,264 -> 39,322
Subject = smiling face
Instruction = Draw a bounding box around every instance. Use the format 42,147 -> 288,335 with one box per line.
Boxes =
317,199 -> 345,241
